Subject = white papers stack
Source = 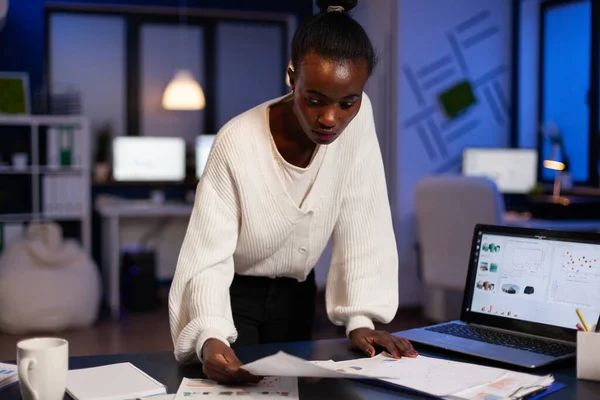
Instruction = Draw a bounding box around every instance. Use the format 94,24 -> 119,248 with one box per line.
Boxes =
241,351 -> 555,400
66,362 -> 167,400
312,353 -> 554,399
242,351 -> 395,379
0,362 -> 18,390
173,377 -> 298,399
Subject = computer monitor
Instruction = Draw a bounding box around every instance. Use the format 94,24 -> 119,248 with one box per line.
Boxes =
112,136 -> 186,182
462,148 -> 538,194
195,134 -> 215,179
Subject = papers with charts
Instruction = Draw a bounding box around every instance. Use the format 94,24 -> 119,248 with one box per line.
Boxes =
173,377 -> 298,399
312,353 -> 555,399
240,351 -> 555,400
172,351 -> 555,400
241,351 -> 395,379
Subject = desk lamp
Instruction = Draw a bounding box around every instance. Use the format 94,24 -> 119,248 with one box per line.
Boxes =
541,121 -> 570,205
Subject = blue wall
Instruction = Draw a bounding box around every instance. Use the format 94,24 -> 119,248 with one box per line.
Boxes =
0,0 -> 312,94
395,0 -> 513,306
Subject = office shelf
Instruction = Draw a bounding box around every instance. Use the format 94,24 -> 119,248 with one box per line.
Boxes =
0,165 -> 84,174
0,213 -> 85,222
0,114 -> 91,253
0,114 -> 87,126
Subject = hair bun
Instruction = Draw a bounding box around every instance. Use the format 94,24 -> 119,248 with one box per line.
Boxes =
316,0 -> 358,13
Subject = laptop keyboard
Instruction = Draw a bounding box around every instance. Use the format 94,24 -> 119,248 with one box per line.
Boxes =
426,323 -> 575,357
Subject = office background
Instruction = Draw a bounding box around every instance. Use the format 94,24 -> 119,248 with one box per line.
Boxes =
1,0 -> 600,358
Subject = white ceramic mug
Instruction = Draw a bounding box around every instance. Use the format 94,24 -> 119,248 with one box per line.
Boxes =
17,337 -> 68,400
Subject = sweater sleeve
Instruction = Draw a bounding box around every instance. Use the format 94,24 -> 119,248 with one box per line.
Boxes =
168,140 -> 240,364
325,100 -> 399,336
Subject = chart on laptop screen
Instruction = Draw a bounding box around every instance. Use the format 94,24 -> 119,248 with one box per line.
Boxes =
470,233 -> 600,330
551,246 -> 600,307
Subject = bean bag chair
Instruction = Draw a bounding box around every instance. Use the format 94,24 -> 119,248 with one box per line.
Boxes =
0,222 -> 102,334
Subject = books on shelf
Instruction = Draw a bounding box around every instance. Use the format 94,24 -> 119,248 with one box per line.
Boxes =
43,175 -> 85,216
47,125 -> 84,169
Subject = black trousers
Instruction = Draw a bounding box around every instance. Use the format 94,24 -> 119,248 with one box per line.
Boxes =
230,270 -> 317,346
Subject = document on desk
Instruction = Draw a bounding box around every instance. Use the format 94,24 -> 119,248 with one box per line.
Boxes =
242,351 -> 555,399
173,377 -> 298,399
241,351 -> 395,379
313,353 -> 555,399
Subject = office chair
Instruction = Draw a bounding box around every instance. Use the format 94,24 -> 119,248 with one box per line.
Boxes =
415,175 -> 505,322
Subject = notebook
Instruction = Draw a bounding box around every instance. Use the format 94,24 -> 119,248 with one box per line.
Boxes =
66,362 -> 167,400
0,362 -> 18,391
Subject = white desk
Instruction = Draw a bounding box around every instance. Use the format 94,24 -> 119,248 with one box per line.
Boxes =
503,212 -> 600,232
95,197 -> 193,318
95,199 -> 600,319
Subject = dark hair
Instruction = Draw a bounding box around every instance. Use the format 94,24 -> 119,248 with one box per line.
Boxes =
291,0 -> 378,76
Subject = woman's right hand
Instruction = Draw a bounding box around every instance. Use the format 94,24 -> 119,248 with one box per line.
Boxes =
201,338 -> 262,384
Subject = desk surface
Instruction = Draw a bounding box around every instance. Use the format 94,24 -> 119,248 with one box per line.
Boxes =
95,198 -> 193,217
93,197 -> 600,232
503,212 -> 600,232
3,338 -> 599,399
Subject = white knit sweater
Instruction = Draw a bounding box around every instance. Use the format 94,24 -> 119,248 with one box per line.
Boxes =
168,93 -> 399,364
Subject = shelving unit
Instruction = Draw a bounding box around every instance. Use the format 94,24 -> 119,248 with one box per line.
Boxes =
0,114 -> 91,253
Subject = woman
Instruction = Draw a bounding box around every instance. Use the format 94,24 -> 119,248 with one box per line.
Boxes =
168,0 -> 417,384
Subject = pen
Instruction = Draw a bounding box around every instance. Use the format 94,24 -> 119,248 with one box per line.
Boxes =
595,314 -> 600,333
576,323 -> 584,331
576,308 -> 590,332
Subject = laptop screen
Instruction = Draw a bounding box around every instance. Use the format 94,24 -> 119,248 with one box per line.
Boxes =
468,228 -> 600,332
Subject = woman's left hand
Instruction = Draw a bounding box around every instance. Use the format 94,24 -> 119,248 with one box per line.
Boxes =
349,328 -> 419,359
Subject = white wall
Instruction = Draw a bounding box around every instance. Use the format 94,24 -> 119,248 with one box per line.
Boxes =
396,0 -> 513,306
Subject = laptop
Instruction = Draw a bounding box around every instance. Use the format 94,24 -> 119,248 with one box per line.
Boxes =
399,224 -> 600,368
